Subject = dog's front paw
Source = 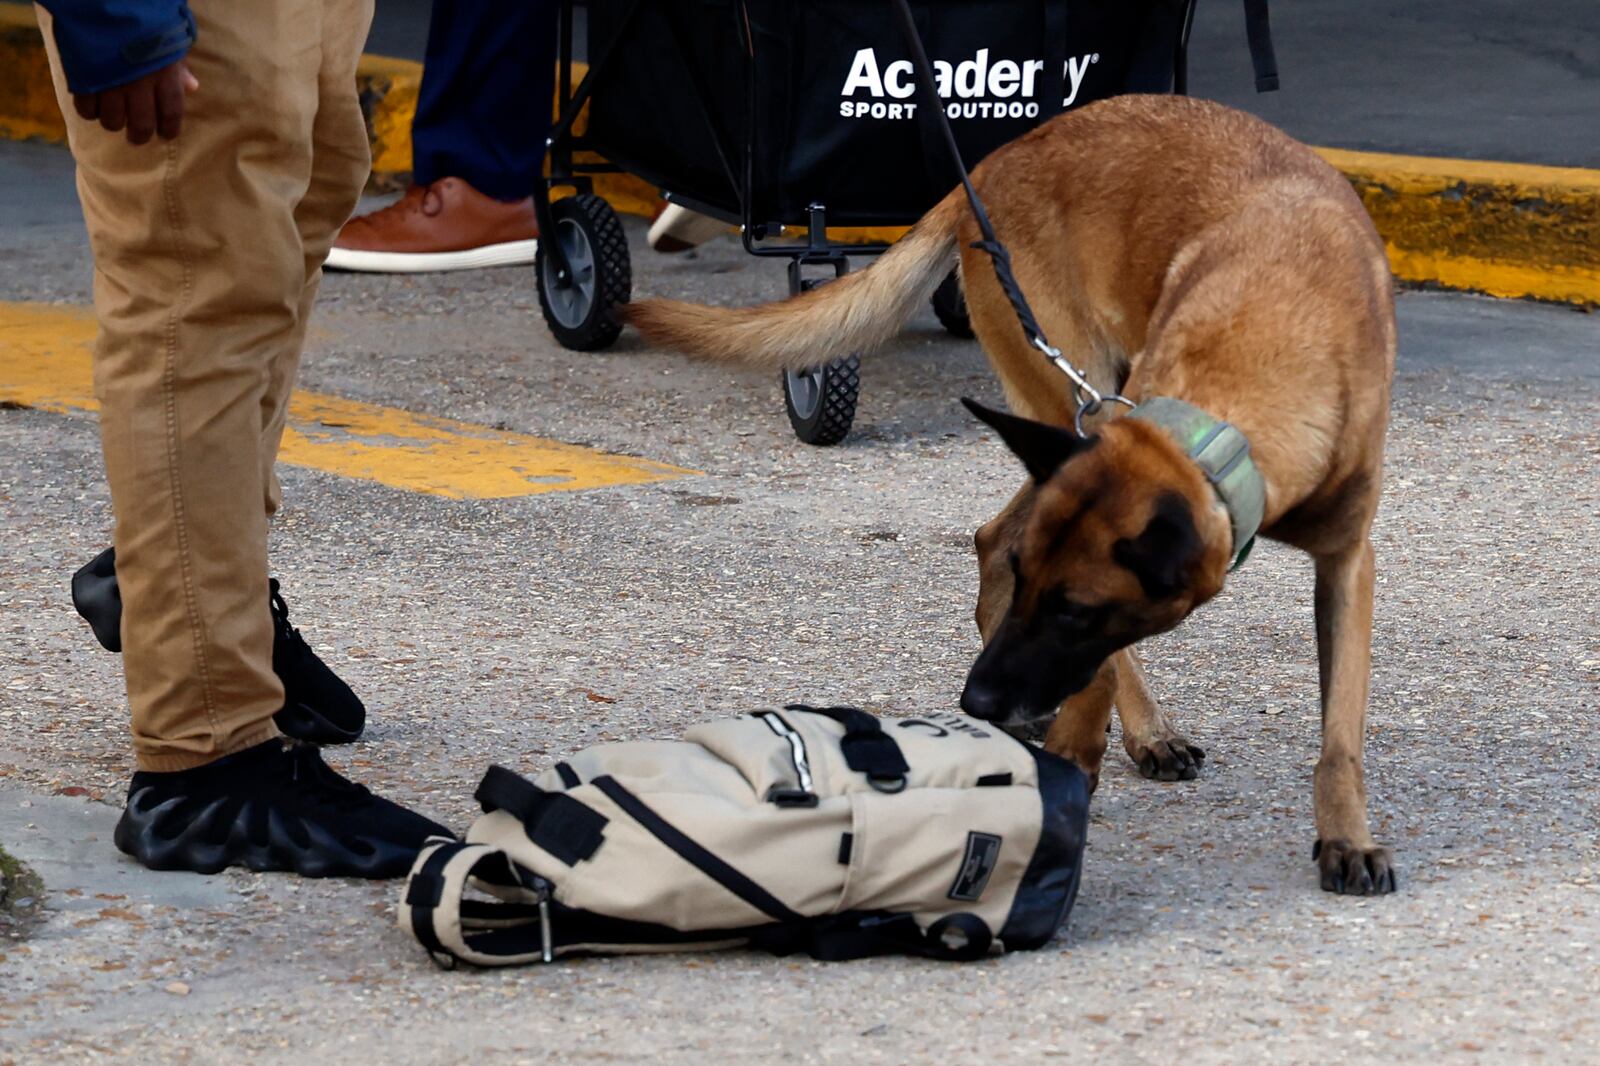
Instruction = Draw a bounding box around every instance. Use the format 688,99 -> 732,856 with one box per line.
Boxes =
1126,735 -> 1205,781
1313,838 -> 1397,895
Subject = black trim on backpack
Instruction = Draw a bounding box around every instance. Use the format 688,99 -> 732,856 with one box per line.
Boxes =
460,900 -> 979,965
405,846 -> 770,966
925,913 -> 994,961
475,765 -> 608,865
752,911 -> 920,960
786,705 -> 910,792
998,746 -> 1090,951
405,872 -> 445,908
591,775 -> 804,923
468,900 -> 772,960
554,762 -> 581,789
751,909 -> 993,963
407,843 -> 466,966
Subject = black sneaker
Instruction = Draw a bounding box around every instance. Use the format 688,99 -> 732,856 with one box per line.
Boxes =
71,548 -> 366,744
114,740 -> 452,877
269,579 -> 365,744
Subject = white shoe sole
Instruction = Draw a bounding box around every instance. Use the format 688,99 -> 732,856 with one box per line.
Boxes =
324,239 -> 539,274
648,204 -> 729,252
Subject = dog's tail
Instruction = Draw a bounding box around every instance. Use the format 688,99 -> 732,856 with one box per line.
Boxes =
622,189 -> 965,370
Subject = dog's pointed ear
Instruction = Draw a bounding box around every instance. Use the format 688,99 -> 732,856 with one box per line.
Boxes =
961,397 -> 1089,483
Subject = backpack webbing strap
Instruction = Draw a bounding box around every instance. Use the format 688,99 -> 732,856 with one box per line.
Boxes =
403,840 -> 778,968
786,705 -> 910,792
475,765 -> 608,865
401,840 -> 553,968
591,775 -> 804,923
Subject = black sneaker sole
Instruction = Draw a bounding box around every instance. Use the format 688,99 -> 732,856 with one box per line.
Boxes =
114,788 -> 425,879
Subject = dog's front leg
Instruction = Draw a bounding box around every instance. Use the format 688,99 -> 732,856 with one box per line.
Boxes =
1113,647 -> 1206,781
1043,659 -> 1117,794
1311,539 -> 1396,895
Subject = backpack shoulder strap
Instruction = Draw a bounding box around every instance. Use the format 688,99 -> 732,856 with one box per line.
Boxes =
401,838 -> 783,966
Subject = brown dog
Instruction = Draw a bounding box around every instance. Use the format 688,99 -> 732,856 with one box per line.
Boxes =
626,95 -> 1397,895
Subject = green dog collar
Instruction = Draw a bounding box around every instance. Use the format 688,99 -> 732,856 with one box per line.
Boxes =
1128,397 -> 1265,571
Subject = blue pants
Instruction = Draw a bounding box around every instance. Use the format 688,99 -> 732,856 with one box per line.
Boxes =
411,0 -> 561,201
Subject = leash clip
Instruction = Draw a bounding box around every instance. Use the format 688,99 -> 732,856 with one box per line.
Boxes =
1032,337 -> 1135,436
1072,392 -> 1136,437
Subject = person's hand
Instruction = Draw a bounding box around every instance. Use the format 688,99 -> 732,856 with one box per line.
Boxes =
72,60 -> 199,145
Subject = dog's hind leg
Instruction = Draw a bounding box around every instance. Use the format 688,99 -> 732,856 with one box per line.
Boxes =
1112,647 -> 1206,781
1311,538 -> 1396,895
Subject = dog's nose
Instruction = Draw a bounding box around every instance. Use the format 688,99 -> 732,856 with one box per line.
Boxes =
960,680 -> 1006,722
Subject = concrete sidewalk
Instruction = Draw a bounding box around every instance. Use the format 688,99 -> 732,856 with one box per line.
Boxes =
1,137 -> 1597,1061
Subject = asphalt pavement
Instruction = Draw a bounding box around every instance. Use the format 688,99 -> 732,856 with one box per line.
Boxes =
1,137 -> 1598,1063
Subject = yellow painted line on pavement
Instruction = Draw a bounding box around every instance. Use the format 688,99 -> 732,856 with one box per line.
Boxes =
0,302 -> 698,499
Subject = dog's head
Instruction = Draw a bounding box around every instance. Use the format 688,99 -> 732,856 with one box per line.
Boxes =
959,398 -> 1234,727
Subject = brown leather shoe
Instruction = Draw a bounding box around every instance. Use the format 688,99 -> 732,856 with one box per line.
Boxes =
326,177 -> 539,273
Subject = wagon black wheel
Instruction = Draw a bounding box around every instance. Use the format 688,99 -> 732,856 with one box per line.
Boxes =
536,193 -> 631,351
781,274 -> 859,446
931,270 -> 973,338
783,355 -> 860,446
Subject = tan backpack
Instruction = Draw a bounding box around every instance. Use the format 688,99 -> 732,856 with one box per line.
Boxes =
399,705 -> 1088,966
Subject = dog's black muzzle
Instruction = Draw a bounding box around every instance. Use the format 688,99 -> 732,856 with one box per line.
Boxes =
960,617 -> 1107,728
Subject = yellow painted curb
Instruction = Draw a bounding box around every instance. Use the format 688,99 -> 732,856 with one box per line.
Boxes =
0,2 -> 64,143
2,4 -> 1596,306
1318,147 -> 1600,306
1,301 -> 698,499
357,54 -> 423,184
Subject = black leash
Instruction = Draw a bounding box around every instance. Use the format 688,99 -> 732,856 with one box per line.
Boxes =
886,0 -> 1130,434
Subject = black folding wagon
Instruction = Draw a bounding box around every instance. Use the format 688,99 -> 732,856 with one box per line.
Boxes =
531,0 -> 1276,445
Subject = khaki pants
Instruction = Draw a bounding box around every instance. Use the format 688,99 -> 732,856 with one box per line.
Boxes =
40,0 -> 375,770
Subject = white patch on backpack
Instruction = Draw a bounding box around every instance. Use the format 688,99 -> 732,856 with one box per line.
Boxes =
949,831 -> 1003,901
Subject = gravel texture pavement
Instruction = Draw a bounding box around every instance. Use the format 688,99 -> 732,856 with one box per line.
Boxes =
1,140 -> 1598,1063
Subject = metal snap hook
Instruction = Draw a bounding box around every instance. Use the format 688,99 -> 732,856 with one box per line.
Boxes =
1074,393 -> 1136,437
